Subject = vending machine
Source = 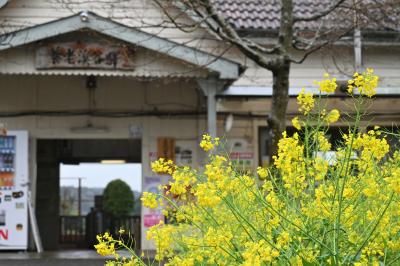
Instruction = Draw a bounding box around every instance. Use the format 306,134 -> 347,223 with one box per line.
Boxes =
0,131 -> 28,250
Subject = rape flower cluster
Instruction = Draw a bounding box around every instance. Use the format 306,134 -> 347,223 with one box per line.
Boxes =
96,70 -> 400,266
199,134 -> 219,151
291,116 -> 302,130
256,166 -> 268,179
347,68 -> 379,97
141,191 -> 159,209
297,88 -> 315,114
316,73 -> 337,93
151,158 -> 176,175
94,232 -> 116,256
94,232 -> 146,266
325,108 -> 340,124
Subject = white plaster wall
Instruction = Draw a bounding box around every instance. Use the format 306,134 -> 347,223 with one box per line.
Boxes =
0,75 -> 200,114
234,46 -> 400,88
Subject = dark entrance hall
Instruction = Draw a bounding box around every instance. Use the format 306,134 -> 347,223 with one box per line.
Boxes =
36,139 -> 141,250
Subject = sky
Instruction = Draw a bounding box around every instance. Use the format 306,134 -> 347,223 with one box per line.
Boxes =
60,163 -> 142,192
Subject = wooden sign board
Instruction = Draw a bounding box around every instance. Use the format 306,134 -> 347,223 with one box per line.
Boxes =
157,138 -> 175,161
36,42 -> 135,70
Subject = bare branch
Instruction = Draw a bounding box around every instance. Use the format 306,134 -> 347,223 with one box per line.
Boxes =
293,0 -> 346,22
152,0 -> 207,33
290,41 -> 330,64
170,0 -> 280,69
292,21 -> 326,50
291,27 -> 354,64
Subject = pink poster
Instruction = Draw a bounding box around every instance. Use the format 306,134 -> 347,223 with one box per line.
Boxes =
143,176 -> 163,228
143,214 -> 164,228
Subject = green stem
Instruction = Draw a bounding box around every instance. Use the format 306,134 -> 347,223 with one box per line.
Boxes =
346,192 -> 394,264
333,96 -> 363,264
254,189 -> 335,255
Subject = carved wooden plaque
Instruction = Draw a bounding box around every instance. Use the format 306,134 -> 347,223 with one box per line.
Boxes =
36,41 -> 135,70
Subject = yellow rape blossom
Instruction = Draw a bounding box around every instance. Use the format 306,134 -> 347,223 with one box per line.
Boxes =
151,158 -> 176,175
313,157 -> 329,181
292,116 -> 301,130
167,167 -> 196,197
297,88 -> 315,115
241,240 -> 280,266
316,73 -> 337,93
325,109 -> 340,124
316,132 -> 331,152
94,233 -> 116,256
141,192 -> 158,209
146,221 -> 176,261
256,166 -> 268,179
348,68 -> 379,97
200,134 -> 220,152
95,241 -> 115,256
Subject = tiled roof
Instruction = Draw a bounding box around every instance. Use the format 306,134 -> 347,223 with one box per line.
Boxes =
213,0 -> 400,31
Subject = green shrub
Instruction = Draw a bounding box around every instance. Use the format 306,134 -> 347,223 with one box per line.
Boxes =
103,179 -> 134,217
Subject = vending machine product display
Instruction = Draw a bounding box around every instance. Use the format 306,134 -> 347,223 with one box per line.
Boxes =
0,131 -> 28,250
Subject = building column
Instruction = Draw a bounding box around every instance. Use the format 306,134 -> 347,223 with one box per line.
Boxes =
197,78 -> 226,137
354,27 -> 362,72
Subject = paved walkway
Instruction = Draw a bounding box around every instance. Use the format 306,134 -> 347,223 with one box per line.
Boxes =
0,250 -> 113,266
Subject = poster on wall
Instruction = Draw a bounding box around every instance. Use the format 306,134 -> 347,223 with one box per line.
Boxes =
175,140 -> 196,167
143,176 -> 163,228
0,131 -> 28,250
149,142 -> 196,169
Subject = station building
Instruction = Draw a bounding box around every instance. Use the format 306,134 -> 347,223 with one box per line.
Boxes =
0,0 -> 399,252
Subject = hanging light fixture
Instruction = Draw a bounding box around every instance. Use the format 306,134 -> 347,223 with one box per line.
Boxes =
224,113 -> 234,133
100,160 -> 126,164
70,121 -> 109,134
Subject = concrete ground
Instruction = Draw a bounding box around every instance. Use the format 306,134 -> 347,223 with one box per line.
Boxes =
0,250 -> 156,266
0,250 -> 115,266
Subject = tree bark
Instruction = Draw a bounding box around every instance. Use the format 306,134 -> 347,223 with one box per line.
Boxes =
267,57 -> 291,157
267,0 -> 293,158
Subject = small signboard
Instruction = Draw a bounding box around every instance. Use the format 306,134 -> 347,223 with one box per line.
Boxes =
36,41 -> 135,70
230,151 -> 254,171
157,138 -> 175,161
129,125 -> 143,139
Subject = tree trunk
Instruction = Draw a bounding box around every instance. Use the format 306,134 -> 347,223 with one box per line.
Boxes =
267,58 -> 291,157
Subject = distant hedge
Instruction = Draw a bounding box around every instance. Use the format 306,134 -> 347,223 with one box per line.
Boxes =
103,179 -> 134,217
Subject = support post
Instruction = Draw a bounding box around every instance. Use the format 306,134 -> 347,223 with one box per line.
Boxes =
207,88 -> 217,137
78,178 -> 82,216
354,28 -> 362,72
197,79 -> 226,138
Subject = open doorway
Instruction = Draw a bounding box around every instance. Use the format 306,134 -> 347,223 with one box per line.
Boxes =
60,163 -> 142,216
59,163 -> 142,249
36,139 -> 141,250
